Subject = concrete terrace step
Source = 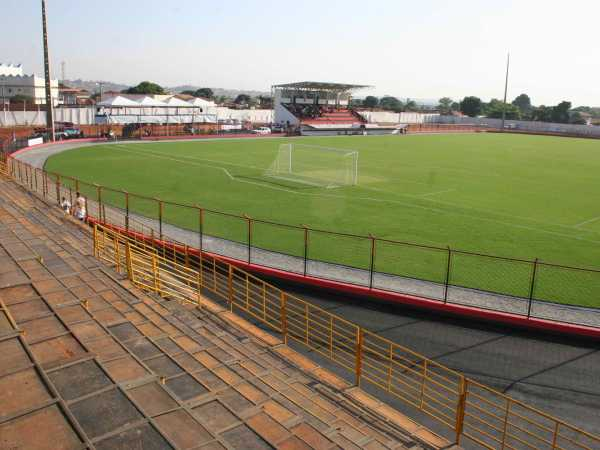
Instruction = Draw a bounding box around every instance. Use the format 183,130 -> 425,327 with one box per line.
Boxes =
0,175 -> 447,449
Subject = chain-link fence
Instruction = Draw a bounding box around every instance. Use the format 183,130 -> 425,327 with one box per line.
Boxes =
5,153 -> 600,331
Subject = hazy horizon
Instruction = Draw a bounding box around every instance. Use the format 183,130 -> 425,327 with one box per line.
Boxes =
2,0 -> 599,106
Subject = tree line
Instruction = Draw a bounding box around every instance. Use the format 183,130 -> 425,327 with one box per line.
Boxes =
118,82 -> 596,125
441,94 -> 588,125
121,82 -> 272,107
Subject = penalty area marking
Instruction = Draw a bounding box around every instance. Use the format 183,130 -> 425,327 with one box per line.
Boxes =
420,188 -> 456,197
106,144 -> 600,245
574,215 -> 600,228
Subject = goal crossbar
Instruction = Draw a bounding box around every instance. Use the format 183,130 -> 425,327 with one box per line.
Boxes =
265,143 -> 358,188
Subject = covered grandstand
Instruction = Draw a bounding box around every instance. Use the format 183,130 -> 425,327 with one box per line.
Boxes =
272,81 -> 404,136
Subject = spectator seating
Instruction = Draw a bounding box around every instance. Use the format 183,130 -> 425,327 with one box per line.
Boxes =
0,175 -> 448,449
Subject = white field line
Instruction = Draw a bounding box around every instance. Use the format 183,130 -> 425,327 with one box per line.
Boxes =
114,145 -> 299,194
126,144 -> 596,236
420,189 -> 456,197
110,144 -> 600,246
574,215 -> 600,228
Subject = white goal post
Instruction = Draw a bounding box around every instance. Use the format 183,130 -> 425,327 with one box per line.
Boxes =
264,143 -> 359,188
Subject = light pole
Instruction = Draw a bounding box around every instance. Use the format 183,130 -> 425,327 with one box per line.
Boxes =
41,0 -> 55,141
501,52 -> 510,131
96,82 -> 104,103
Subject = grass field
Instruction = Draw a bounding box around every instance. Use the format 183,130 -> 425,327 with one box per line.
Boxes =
44,133 -> 600,306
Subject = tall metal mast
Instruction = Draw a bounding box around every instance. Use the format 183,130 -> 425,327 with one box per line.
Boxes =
501,52 -> 510,131
41,0 -> 55,141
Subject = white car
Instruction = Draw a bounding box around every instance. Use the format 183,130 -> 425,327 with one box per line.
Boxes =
252,127 -> 271,135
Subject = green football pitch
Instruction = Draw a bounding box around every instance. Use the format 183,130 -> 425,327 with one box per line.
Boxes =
44,133 -> 600,306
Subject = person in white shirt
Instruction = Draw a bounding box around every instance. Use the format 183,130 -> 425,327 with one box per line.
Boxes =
74,192 -> 86,221
60,197 -> 71,215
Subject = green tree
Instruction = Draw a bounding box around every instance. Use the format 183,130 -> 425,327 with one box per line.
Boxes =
404,99 -> 418,111
363,96 -> 379,108
460,96 -> 482,117
551,101 -> 571,123
531,105 -> 553,122
379,96 -> 403,112
451,101 -> 460,111
437,97 -> 453,114
194,88 -> 213,99
123,81 -> 166,95
512,93 -> 532,116
234,94 -> 251,105
569,111 -> 587,125
484,99 -> 521,119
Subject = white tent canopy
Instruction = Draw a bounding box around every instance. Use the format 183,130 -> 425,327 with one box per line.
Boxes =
164,97 -> 193,107
97,96 -> 140,107
188,97 -> 215,107
138,96 -> 168,107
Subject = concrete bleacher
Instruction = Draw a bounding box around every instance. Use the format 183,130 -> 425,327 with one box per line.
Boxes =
0,176 -> 450,448
301,109 -> 364,126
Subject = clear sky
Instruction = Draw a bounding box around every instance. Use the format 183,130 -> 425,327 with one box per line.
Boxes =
2,0 -> 598,105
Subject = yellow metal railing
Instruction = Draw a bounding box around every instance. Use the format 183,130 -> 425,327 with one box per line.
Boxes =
92,222 -> 600,450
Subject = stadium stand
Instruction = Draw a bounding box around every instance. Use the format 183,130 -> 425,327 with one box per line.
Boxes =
0,172 -> 448,449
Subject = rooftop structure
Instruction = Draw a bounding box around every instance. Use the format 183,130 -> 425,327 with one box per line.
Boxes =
0,63 -> 24,77
0,64 -> 58,105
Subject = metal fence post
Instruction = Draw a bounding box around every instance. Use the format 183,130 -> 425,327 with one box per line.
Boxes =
444,246 -> 452,303
42,171 -> 47,198
369,235 -> 376,289
125,242 -> 133,281
454,377 -> 467,444
280,292 -> 288,343
355,327 -> 364,387
124,191 -> 129,230
245,214 -> 252,264
152,254 -> 160,292
303,225 -> 309,276
92,223 -> 98,257
197,206 -> 204,251
55,174 -> 61,205
157,199 -> 163,240
228,265 -> 234,311
527,258 -> 539,318
94,184 -> 102,222
113,236 -> 121,273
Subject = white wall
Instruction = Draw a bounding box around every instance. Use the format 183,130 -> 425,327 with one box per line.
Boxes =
0,106 -> 95,126
0,74 -> 59,105
358,111 -> 440,124
434,115 -> 600,137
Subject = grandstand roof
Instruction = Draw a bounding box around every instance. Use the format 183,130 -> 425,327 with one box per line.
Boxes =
272,81 -> 371,92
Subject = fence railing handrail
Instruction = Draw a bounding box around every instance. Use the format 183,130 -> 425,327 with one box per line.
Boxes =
92,222 -> 600,449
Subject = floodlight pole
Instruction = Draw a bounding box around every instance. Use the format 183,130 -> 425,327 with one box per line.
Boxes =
41,0 -> 55,141
501,52 -> 510,131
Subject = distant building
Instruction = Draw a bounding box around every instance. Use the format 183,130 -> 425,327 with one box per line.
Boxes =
0,63 -> 59,105
59,86 -> 92,105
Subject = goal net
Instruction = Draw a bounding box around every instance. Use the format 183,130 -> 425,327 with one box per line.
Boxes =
264,144 -> 358,188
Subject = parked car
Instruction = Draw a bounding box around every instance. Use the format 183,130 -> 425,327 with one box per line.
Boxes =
63,128 -> 84,138
252,127 -> 271,135
271,123 -> 284,133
